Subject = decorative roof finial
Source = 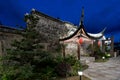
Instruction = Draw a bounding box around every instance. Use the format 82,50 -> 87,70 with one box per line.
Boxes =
81,7 -> 84,22
79,7 -> 84,26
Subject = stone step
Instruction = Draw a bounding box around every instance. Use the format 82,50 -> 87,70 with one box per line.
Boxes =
80,57 -> 95,64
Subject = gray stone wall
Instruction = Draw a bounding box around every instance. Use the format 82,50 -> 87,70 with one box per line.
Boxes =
65,43 -> 78,56
0,32 -> 22,55
0,10 -> 72,55
31,12 -> 68,43
29,11 -> 69,52
65,42 -> 92,57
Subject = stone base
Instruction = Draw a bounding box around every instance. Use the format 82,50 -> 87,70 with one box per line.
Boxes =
80,57 -> 95,64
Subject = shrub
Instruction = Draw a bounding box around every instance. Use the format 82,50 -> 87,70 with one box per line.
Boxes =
105,53 -> 111,59
64,55 -> 78,66
39,66 -> 56,80
55,61 -> 71,77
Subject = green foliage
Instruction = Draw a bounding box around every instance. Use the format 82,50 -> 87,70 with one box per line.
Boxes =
55,61 -> 71,77
86,44 -> 93,55
0,13 -> 72,80
71,61 -> 80,76
104,52 -> 111,59
36,66 -> 56,80
0,63 -> 33,80
55,44 -> 62,53
0,14 -> 58,80
90,42 -> 104,59
64,55 -> 78,66
0,13 -> 87,80
55,54 -> 85,77
92,43 -> 111,60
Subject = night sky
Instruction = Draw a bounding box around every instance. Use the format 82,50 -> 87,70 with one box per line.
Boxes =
0,0 -> 120,42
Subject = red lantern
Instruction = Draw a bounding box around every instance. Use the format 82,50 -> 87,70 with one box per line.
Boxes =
79,38 -> 83,44
98,40 -> 101,46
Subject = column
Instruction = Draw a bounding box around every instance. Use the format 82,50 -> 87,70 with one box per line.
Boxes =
110,36 -> 114,56
77,43 -> 80,60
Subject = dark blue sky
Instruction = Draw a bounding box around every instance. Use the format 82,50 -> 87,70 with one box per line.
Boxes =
0,0 -> 120,42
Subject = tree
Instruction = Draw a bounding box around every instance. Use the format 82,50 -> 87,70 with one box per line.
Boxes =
0,14 -> 57,80
0,10 -> 74,80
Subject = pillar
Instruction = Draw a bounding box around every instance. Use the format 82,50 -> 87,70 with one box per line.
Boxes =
102,40 -> 105,53
110,36 -> 114,56
77,44 -> 80,60
62,44 -> 65,58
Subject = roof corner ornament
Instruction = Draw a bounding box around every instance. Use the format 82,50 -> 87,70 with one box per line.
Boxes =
25,13 -> 29,16
101,27 -> 107,34
32,8 -> 36,12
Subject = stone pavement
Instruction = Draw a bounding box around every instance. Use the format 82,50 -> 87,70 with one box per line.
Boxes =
83,56 -> 120,80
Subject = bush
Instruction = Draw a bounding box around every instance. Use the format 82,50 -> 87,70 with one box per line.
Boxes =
0,63 -> 33,80
39,66 -> 56,80
71,61 -> 80,76
105,53 -> 111,59
55,61 -> 71,77
55,54 -> 87,77
64,55 -> 78,66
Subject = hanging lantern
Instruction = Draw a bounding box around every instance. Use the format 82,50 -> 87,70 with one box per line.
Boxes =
79,38 -> 83,44
98,40 -> 101,46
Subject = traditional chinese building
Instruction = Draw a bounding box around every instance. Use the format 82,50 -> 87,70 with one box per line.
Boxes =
0,8 -> 114,57
59,8 -> 114,59
0,9 -> 74,55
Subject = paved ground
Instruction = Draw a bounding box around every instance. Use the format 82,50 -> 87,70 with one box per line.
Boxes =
83,56 -> 120,80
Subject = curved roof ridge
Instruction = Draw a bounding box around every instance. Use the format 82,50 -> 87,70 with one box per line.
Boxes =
59,22 -> 106,41
59,7 -> 106,41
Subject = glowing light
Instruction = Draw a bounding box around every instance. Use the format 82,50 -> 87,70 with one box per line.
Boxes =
98,40 -> 101,46
78,71 -> 83,76
79,38 -> 83,44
